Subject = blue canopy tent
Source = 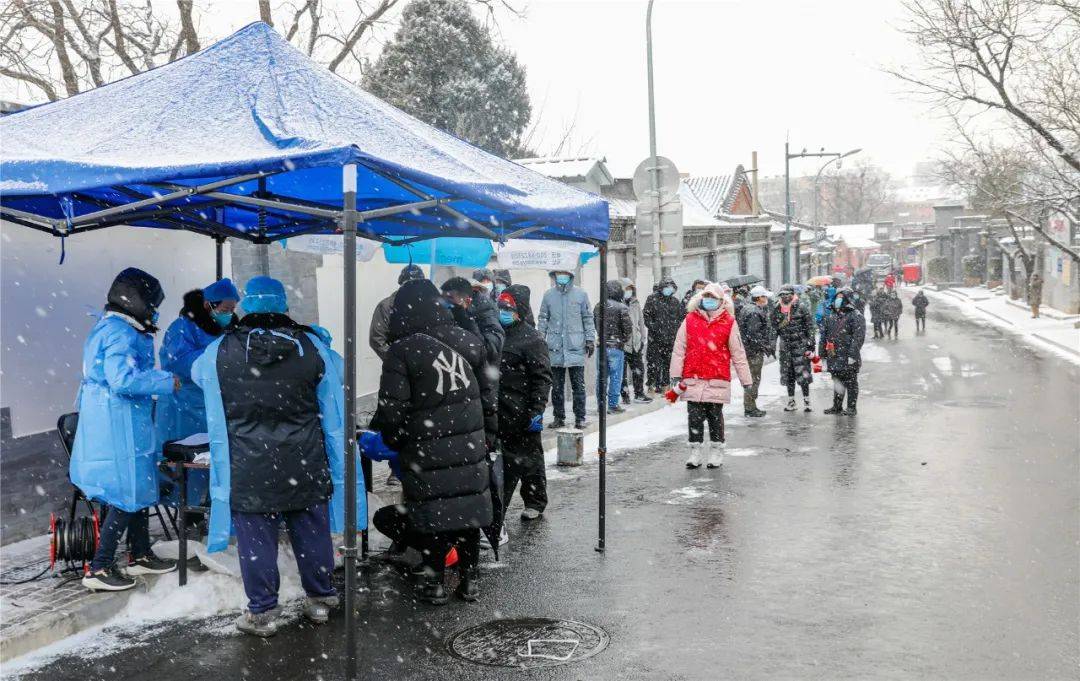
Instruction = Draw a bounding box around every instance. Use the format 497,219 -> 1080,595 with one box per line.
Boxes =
0,22 -> 612,680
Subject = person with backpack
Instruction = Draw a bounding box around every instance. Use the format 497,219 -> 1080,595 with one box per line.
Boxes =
736,285 -> 772,417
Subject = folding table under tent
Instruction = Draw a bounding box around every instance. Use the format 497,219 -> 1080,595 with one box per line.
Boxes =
0,21 -> 612,681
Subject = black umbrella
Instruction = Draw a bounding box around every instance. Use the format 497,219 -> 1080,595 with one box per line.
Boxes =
723,274 -> 763,288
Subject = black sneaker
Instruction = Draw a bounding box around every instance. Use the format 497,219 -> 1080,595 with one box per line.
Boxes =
549,418 -> 566,429
609,406 -> 627,414
621,395 -> 631,405
574,420 -> 588,430
125,552 -> 177,576
82,566 -> 136,592
744,408 -> 767,417
418,579 -> 449,605
634,395 -> 653,404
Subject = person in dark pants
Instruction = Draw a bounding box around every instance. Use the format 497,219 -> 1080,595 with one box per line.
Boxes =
372,279 -> 494,605
538,271 -> 595,429
618,278 -> 651,404
643,277 -> 683,393
882,289 -> 903,339
736,285 -> 772,417
496,286 -> 553,521
771,284 -> 816,413
820,288 -> 865,416
869,288 -> 886,339
72,268 -> 179,592
193,276 -> 359,637
912,289 -> 929,332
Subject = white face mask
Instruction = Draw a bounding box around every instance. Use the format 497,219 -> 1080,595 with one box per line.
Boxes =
478,280 -> 493,292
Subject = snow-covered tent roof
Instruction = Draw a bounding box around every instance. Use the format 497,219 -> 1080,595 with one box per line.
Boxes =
0,23 -> 609,245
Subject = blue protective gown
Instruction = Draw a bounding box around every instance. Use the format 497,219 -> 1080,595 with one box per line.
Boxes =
192,330 -> 367,553
70,314 -> 176,512
155,315 -> 217,504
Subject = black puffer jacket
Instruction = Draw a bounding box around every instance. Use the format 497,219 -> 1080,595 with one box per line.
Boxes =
593,280 -> 633,348
820,303 -> 865,374
772,298 -> 816,385
643,278 -> 684,346
216,313 -> 331,513
882,294 -> 903,321
372,280 -> 493,533
469,287 -> 505,366
498,285 -> 552,434
737,302 -> 772,358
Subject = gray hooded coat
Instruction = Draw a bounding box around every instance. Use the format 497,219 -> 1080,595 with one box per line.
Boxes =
537,273 -> 595,368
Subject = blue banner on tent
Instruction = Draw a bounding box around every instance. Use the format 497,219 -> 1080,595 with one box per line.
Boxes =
382,237 -> 494,267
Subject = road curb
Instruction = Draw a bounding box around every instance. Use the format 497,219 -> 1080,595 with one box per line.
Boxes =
1033,333 -> 1080,356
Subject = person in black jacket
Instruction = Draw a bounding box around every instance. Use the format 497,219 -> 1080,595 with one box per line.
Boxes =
496,285 -> 553,521
593,280 -> 633,414
820,288 -> 865,416
912,289 -> 929,332
371,279 -> 494,604
643,277 -> 683,393
737,285 -> 772,417
882,289 -> 904,339
772,284 -> 817,413
470,268 -> 506,365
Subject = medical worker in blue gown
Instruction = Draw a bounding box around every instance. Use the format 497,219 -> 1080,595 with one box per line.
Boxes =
192,276 -> 366,638
73,268 -> 180,592
155,278 -> 239,520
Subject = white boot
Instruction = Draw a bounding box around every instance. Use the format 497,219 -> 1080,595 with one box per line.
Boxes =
705,441 -> 724,469
803,397 -> 812,413
685,443 -> 703,469
784,398 -> 797,412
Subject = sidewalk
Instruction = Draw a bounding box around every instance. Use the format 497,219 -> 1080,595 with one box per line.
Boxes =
2,389 -> 669,664
920,285 -> 1080,363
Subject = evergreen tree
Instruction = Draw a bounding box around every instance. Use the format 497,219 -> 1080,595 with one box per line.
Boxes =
363,0 -> 531,158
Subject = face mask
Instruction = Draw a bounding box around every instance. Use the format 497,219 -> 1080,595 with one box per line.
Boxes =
478,281 -> 493,292
498,310 -> 516,327
662,286 -> 675,297
212,311 -> 232,328
151,310 -> 160,324
780,295 -> 793,305
555,275 -> 571,286
495,283 -> 507,295
623,290 -> 632,301
833,297 -> 843,310
700,297 -> 720,311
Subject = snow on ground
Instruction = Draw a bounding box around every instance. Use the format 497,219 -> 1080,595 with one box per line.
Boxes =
919,287 -> 1080,367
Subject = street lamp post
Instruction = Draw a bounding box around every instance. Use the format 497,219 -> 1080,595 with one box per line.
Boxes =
813,148 -> 862,225
783,145 -> 862,283
645,0 -> 662,284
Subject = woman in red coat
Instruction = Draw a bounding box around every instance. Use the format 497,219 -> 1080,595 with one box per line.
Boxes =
668,282 -> 753,469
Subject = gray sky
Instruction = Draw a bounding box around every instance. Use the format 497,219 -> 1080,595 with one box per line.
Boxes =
8,0 -> 951,182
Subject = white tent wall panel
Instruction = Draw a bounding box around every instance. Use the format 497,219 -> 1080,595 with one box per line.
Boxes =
1,220 -> 224,437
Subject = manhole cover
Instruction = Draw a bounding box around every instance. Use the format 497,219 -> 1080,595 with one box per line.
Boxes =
447,617 -> 608,668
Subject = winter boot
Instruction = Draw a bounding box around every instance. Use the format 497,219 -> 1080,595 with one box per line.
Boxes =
235,610 -> 281,637
705,442 -> 724,469
685,443 -> 703,469
844,397 -> 858,416
784,398 -> 797,412
803,397 -> 812,413
824,393 -> 844,415
302,595 -> 339,624
456,567 -> 480,602
744,408 -> 766,417
418,576 -> 449,605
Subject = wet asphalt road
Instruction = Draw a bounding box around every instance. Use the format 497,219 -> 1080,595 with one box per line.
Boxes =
16,306 -> 1079,681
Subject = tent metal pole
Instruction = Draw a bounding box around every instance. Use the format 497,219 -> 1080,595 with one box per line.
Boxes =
215,237 -> 225,280
596,243 -> 607,553
341,164 -> 360,681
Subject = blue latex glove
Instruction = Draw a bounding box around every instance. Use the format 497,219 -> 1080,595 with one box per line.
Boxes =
527,414 -> 544,433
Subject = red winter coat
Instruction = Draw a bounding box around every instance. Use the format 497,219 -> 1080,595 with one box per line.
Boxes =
669,286 -> 752,404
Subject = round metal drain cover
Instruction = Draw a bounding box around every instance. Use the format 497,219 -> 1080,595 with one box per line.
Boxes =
447,617 -> 608,668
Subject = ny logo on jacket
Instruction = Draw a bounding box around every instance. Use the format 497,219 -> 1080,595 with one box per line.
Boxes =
432,349 -> 471,394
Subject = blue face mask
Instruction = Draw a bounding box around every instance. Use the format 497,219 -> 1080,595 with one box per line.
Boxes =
833,296 -> 843,310
211,311 -> 233,328
495,283 -> 507,295
662,286 -> 675,297
555,274 -> 571,286
151,310 -> 160,324
498,310 -> 516,327
700,297 -> 720,311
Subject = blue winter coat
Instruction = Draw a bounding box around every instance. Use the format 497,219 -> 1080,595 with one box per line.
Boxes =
537,281 -> 595,368
191,327 -> 367,553
70,314 -> 175,512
